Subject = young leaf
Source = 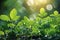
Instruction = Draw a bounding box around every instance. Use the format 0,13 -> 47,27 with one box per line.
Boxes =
5,30 -> 11,34
39,8 -> 47,17
40,8 -> 45,14
54,11 -> 59,16
10,8 -> 20,21
13,16 -> 20,21
17,21 -> 23,27
10,8 -> 17,18
0,15 -> 10,21
0,31 -> 4,35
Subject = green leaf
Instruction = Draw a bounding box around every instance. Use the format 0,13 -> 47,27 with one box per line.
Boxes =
32,27 -> 40,35
5,30 -> 11,34
8,23 -> 15,28
36,17 -> 41,21
40,8 -> 45,14
50,24 -> 57,28
10,8 -> 20,21
0,31 -> 4,35
39,8 -> 47,17
54,11 -> 59,16
0,15 -> 10,21
17,21 -> 23,27
24,16 -> 29,21
10,8 -> 17,18
14,16 -> 20,21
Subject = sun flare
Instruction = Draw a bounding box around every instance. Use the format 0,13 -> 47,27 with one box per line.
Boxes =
39,0 -> 47,4
27,0 -> 48,6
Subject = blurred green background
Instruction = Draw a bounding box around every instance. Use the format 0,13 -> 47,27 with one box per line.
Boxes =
0,0 -> 60,16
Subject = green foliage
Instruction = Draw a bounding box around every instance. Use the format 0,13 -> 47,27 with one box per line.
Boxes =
0,8 -> 60,40
44,28 -> 56,35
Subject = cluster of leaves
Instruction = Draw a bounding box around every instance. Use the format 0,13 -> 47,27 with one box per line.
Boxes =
0,8 -> 60,40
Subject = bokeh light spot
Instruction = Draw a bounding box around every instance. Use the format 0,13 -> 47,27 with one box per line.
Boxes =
46,4 -> 53,11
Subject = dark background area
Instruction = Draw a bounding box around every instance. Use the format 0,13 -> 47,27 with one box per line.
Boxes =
0,0 -> 6,14
56,0 -> 60,13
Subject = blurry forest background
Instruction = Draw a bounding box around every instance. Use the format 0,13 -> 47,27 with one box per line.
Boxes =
0,0 -> 60,17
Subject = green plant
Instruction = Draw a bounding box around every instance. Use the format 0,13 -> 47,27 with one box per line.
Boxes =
0,8 -> 60,40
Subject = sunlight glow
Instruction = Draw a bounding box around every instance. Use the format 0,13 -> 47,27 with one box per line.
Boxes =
39,0 -> 47,4
27,0 -> 48,6
29,14 -> 36,20
27,0 -> 34,6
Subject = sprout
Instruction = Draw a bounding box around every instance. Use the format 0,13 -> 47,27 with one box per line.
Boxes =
39,8 -> 47,17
